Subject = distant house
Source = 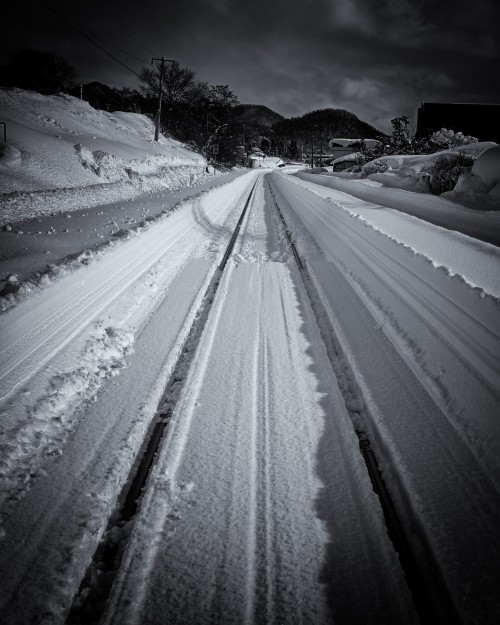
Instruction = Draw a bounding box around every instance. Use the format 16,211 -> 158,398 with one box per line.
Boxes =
329,138 -> 380,154
328,138 -> 380,166
417,102 -> 500,143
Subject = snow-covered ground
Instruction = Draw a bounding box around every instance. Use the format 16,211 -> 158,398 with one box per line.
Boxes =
0,88 -> 246,306
296,168 -> 500,246
102,180 -> 417,625
0,88 -> 217,226
329,141 -> 500,208
249,155 -> 284,168
0,91 -> 499,624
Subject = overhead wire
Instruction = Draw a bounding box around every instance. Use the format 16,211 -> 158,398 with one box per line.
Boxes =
102,41 -> 148,66
87,0 -> 158,58
38,0 -> 143,80
37,1 -> 215,144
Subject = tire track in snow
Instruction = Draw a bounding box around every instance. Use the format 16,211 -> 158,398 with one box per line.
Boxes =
66,175 -> 262,625
0,174 -> 260,544
266,176 -> 464,624
321,208 -> 500,391
80,172 -> 417,625
271,172 -> 500,485
268,173 -> 500,624
243,298 -> 259,625
0,175 -> 256,404
0,221 -> 191,402
245,295 -> 276,625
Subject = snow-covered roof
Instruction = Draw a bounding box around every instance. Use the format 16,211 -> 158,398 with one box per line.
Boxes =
329,138 -> 381,149
332,153 -> 360,165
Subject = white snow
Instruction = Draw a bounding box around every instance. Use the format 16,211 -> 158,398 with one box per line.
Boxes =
285,172 -> 500,297
270,170 -> 500,622
0,88 -> 246,307
447,144 -> 500,208
320,141 -> 500,210
0,90 -> 499,625
296,168 -> 500,246
101,179 -> 417,625
0,88 -> 212,224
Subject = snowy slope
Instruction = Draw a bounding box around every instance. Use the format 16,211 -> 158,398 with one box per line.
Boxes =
0,88 -> 247,307
0,88 -> 208,223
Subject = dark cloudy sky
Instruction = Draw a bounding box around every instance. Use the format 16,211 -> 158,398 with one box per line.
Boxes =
3,0 -> 499,132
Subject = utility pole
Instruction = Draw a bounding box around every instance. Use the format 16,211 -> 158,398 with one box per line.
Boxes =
151,57 -> 175,142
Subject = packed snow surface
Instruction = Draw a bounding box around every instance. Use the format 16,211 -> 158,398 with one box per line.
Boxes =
289,173 -> 500,296
271,171 -> 500,623
102,176 -> 417,625
297,169 -> 500,247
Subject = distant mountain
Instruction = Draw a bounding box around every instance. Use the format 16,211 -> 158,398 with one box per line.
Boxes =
272,108 -> 385,144
229,104 -> 285,141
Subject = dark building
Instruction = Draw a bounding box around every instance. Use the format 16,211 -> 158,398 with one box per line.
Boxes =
417,102 -> 500,143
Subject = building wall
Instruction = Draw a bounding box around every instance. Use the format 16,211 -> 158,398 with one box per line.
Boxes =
417,102 -> 500,143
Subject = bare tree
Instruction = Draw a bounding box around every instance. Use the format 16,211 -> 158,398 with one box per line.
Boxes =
140,61 -> 197,105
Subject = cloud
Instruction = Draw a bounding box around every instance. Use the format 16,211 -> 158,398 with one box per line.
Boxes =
2,0 -> 499,132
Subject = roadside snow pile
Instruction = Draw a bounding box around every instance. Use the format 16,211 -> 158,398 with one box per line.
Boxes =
446,145 -> 500,209
0,88 -> 208,222
354,142 -> 496,194
0,321 -> 133,530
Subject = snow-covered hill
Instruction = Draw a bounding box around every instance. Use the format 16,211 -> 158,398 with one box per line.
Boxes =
0,88 -> 208,223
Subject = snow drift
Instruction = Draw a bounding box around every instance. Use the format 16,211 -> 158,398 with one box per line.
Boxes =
0,88 -> 208,222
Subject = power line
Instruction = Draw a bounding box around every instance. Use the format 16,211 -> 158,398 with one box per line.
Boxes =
103,41 -> 148,66
38,1 -> 143,80
88,0 -> 157,58
38,2 -> 208,145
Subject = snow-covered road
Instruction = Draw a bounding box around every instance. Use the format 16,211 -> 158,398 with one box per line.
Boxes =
0,172 -> 259,622
0,168 -> 499,624
101,176 -> 416,625
295,171 -> 500,247
270,171 -> 500,623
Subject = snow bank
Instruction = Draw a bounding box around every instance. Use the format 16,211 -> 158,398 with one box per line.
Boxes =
322,142 -> 499,210
357,142 -> 494,192
0,322 -> 133,529
446,145 -> 500,209
0,88 -> 207,221
286,171 -> 500,296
